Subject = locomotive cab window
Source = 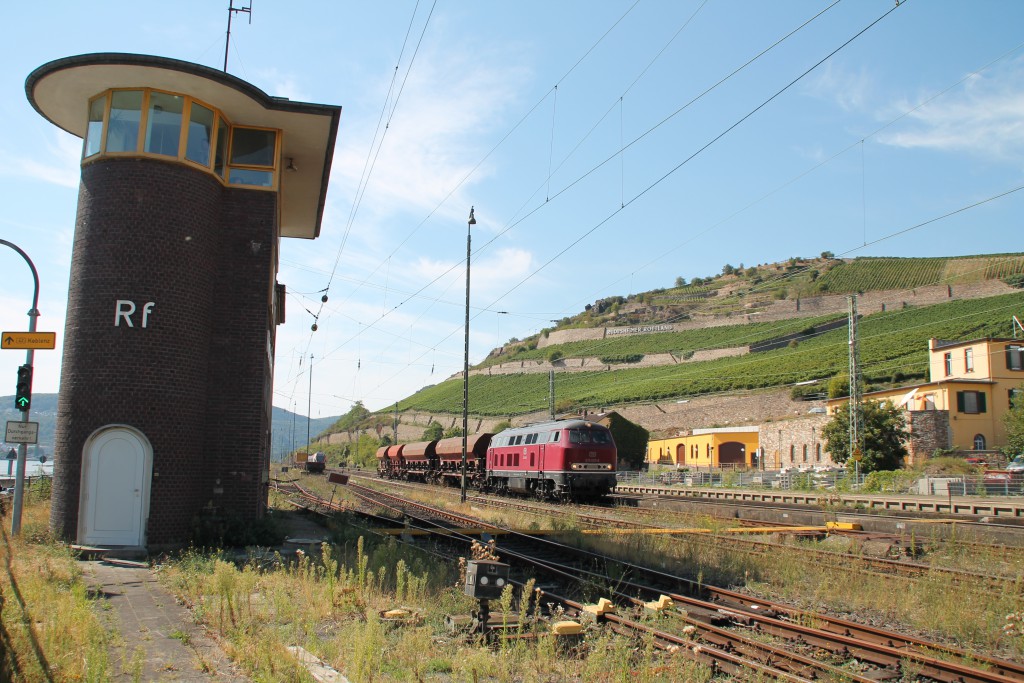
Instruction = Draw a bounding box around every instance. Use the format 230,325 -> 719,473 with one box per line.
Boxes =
570,429 -> 612,444
549,431 -> 560,442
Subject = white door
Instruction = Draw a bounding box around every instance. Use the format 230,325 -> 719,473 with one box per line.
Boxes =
79,427 -> 151,546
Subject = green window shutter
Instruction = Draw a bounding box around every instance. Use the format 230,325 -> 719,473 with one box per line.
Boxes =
979,392 -> 987,413
956,392 -> 965,412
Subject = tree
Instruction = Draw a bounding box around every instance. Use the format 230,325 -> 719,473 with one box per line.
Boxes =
1002,386 -> 1024,456
827,373 -> 850,399
820,250 -> 835,259
674,276 -> 687,287
333,401 -> 372,441
821,400 -> 909,473
422,421 -> 443,441
722,264 -> 735,276
442,426 -> 465,438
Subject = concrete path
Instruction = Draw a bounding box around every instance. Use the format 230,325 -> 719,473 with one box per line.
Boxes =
80,559 -> 250,682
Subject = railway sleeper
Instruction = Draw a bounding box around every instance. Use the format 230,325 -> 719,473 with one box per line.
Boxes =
665,605 -> 732,627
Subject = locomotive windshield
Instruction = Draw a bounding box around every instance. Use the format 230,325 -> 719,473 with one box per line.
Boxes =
568,428 -> 612,444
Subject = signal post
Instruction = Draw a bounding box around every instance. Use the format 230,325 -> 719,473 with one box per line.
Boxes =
0,239 -> 55,535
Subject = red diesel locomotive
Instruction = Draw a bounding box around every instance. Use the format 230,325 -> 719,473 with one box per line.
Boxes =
376,418 -> 617,500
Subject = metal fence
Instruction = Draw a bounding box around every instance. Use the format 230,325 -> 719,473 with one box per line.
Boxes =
616,469 -> 1024,497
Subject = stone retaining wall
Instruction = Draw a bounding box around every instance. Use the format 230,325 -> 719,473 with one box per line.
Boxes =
537,280 -> 1014,349
471,346 -> 747,377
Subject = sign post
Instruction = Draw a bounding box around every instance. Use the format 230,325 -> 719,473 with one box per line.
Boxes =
1,332 -> 56,350
0,239 -> 42,535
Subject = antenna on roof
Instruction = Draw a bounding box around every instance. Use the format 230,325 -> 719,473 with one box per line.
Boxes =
224,0 -> 253,72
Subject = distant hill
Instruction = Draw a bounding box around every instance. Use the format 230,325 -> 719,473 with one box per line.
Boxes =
269,407 -> 337,462
396,288 -> 1024,417
0,394 -> 337,464
525,253 -> 1024,337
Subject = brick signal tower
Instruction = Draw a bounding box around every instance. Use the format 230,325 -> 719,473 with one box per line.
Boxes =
26,54 -> 341,549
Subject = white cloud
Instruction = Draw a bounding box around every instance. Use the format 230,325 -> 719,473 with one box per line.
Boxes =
0,133 -> 82,189
803,60 -> 873,112
877,61 -> 1024,162
331,38 -> 531,224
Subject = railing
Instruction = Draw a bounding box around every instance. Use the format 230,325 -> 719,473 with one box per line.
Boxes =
617,468 -> 1024,497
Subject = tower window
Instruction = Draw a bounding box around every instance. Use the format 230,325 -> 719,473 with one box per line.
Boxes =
106,90 -> 143,153
186,102 -> 215,166
145,92 -> 183,156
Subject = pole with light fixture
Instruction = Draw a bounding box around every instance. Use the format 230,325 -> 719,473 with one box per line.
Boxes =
461,207 -> 476,503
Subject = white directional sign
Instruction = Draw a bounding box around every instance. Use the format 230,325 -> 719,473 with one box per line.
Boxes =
5,421 -> 39,444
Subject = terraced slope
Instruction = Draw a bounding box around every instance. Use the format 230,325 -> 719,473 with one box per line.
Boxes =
399,291 -> 1024,417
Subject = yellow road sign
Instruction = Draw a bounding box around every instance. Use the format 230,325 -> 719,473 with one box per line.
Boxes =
1,332 -> 56,350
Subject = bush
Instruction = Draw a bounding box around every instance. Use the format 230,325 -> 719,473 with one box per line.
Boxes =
861,470 -> 918,494
1003,274 -> 1024,289
599,354 -> 644,364
546,349 -> 564,363
827,374 -> 849,398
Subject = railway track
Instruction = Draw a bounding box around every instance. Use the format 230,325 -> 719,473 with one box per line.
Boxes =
277,477 -> 1024,682
347,473 -> 1023,591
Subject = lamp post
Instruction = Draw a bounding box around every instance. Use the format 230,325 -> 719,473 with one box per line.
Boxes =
461,207 -> 476,503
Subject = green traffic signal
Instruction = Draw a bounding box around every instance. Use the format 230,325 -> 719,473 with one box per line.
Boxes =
14,364 -> 32,412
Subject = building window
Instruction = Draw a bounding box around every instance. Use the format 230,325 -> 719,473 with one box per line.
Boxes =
956,390 -> 987,414
815,443 -> 821,462
1011,388 -> 1024,409
84,96 -> 105,157
973,434 -> 986,450
81,88 -> 279,189
944,352 -> 952,376
185,102 -> 215,166
106,90 -> 143,153
228,127 -> 277,187
789,445 -> 795,463
802,445 -> 808,462
964,348 -> 973,373
1007,344 -> 1024,371
144,91 -> 184,156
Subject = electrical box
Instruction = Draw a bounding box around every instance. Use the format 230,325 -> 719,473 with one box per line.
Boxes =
464,559 -> 509,600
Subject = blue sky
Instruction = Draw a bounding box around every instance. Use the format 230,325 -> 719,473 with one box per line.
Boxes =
2,1 -> 1023,419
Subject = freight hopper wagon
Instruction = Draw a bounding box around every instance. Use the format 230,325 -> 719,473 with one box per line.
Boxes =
435,434 -> 492,488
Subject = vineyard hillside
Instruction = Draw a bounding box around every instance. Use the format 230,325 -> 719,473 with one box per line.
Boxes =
320,254 -> 1024,448
482,254 -> 1023,360
395,290 -> 1024,419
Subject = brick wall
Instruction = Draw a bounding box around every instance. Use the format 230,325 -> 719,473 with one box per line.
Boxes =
51,158 -> 277,546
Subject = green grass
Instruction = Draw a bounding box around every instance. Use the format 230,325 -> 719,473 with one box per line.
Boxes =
399,291 -> 1024,416
482,313 -> 845,368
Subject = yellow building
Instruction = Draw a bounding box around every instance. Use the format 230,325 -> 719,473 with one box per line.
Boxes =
828,337 -> 1024,455
647,426 -> 759,469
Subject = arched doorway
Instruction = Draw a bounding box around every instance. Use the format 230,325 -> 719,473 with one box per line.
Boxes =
78,425 -> 152,547
718,441 -> 746,467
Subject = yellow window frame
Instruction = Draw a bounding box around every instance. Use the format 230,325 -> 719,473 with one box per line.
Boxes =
82,87 -> 280,191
